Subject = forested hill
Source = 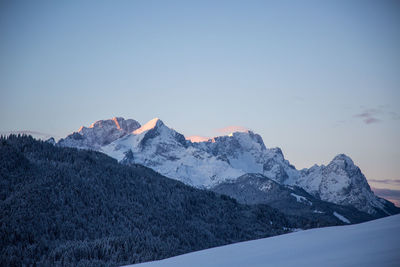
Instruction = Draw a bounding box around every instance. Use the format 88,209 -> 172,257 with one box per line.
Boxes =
0,135 -> 303,266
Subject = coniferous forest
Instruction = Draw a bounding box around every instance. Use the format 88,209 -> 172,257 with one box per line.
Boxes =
0,135 -> 321,266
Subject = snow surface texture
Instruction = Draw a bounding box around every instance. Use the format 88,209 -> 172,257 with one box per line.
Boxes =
127,214 -> 400,267
59,117 -> 396,215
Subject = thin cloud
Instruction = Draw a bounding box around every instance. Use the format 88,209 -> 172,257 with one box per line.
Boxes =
216,126 -> 249,135
354,108 -> 381,124
371,187 -> 400,207
354,105 -> 400,124
368,179 -> 400,186
364,117 -> 380,124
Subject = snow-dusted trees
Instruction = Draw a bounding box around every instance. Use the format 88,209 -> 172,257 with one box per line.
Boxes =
0,135 -> 297,266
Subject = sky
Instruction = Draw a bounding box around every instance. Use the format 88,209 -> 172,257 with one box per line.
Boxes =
1,1 -> 399,202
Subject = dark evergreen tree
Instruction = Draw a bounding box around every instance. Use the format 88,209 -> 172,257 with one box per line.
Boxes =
0,135 -> 314,266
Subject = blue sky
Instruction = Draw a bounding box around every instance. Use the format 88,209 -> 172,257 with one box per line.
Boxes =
1,0 -> 399,193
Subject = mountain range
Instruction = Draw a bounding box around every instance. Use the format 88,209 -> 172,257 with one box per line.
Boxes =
2,119 -> 399,266
1,135 -> 299,266
58,117 -> 399,218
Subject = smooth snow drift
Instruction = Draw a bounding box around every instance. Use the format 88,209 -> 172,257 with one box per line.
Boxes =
127,214 -> 400,267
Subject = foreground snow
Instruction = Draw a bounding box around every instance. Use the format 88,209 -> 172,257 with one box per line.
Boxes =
127,214 -> 400,267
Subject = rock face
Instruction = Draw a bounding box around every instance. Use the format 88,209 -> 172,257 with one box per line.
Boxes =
100,118 -> 243,187
58,117 -> 141,150
212,173 -> 374,225
297,154 -> 398,216
58,117 -> 400,216
193,132 -> 299,184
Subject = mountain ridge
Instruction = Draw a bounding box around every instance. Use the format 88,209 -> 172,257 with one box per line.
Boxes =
58,117 -> 399,216
1,135 -> 304,266
58,117 -> 141,149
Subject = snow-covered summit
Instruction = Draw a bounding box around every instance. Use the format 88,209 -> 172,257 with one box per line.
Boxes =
99,118 -> 243,187
330,153 -> 355,169
297,154 -> 397,215
58,117 -> 399,216
58,117 -> 141,149
87,117 -> 140,133
190,130 -> 298,184
133,118 -> 164,135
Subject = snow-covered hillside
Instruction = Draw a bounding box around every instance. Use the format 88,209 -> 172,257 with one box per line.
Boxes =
127,214 -> 400,267
58,117 -> 399,216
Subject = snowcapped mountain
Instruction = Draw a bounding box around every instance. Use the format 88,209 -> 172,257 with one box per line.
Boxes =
58,117 -> 399,216
101,118 -> 243,187
212,173 -> 373,225
297,154 -> 398,215
58,117 -> 141,150
193,132 -> 300,184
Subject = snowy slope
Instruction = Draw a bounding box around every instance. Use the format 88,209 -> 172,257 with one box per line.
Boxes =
100,119 -> 300,187
127,214 -> 400,267
58,117 -> 399,215
100,118 -> 243,187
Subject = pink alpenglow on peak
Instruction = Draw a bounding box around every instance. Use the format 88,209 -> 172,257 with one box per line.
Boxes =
58,117 -> 141,149
133,118 -> 163,135
86,117 -> 139,132
216,126 -> 249,135
112,117 -> 122,130
186,136 -> 211,143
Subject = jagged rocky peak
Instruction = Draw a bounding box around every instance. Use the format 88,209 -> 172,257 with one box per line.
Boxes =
132,118 -> 185,143
58,117 -> 141,149
324,154 -> 366,187
81,117 -> 141,133
268,147 -> 286,161
133,118 -> 164,135
199,130 -> 267,156
214,130 -> 266,148
297,153 -> 394,215
329,154 -> 355,169
131,118 -> 188,150
187,130 -> 266,154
